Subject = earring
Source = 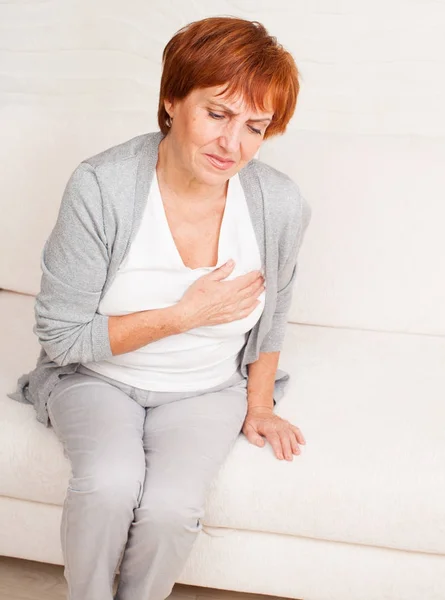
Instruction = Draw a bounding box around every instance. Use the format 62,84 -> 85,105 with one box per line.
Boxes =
167,116 -> 173,128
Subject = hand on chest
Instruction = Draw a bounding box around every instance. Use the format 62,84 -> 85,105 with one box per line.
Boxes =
100,172 -> 264,315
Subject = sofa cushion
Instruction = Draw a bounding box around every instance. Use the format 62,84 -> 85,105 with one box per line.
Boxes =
1,290 -> 444,555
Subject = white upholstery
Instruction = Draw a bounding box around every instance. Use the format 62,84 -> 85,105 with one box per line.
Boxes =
0,112 -> 156,297
1,497 -> 445,600
260,131 -> 445,336
1,289 -> 445,565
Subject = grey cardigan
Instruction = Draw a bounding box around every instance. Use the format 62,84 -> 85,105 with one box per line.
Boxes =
8,131 -> 311,427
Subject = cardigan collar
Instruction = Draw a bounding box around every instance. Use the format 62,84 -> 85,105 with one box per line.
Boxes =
134,131 -> 266,270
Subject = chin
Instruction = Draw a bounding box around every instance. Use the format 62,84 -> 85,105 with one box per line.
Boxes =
207,170 -> 233,184
196,165 -> 235,186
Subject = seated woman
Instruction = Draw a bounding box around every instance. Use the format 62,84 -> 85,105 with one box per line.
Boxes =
8,15 -> 311,600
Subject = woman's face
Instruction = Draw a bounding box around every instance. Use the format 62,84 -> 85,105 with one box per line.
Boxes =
163,85 -> 274,186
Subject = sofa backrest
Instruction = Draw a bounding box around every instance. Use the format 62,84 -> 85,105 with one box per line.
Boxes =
1,122 -> 444,337
260,131 -> 445,336
0,112 -> 153,296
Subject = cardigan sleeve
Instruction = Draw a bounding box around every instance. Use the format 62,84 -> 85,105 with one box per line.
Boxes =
259,192 -> 312,353
33,162 -> 113,366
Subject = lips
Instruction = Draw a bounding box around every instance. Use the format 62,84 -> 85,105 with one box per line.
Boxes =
205,154 -> 235,171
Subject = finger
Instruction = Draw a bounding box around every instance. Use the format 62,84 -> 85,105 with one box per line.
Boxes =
237,295 -> 262,313
279,432 -> 295,461
240,277 -> 265,301
250,431 -> 266,447
266,432 -> 284,460
290,425 -> 306,445
207,260 -> 236,281
243,421 -> 266,447
232,270 -> 264,292
289,430 -> 301,455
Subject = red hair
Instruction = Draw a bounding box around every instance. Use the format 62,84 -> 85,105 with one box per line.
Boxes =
158,16 -> 300,139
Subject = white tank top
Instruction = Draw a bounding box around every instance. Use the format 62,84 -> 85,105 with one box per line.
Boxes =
82,172 -> 265,391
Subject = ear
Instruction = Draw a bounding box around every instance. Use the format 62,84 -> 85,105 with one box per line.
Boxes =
164,97 -> 175,119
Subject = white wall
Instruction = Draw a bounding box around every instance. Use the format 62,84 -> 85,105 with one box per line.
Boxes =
1,0 -> 444,138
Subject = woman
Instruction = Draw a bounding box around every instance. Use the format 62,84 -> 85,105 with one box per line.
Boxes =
8,16 -> 311,600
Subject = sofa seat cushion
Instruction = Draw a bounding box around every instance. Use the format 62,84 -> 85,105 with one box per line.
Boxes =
1,290 -> 444,555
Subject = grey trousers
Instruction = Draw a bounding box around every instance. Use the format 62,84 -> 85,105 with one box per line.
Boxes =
47,363 -> 249,600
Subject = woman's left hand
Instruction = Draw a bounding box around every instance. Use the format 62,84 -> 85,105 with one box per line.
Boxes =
242,407 -> 306,461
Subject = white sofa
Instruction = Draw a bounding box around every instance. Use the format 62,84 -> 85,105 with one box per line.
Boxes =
1,127 -> 444,600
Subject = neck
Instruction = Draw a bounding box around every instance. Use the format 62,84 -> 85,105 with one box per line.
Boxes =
156,134 -> 227,206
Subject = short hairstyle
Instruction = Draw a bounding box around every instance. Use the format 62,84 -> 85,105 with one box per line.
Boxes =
158,16 -> 300,139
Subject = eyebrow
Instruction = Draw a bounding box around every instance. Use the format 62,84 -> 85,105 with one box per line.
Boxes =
208,101 -> 273,123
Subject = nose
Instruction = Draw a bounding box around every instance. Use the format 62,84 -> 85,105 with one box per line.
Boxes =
218,119 -> 242,154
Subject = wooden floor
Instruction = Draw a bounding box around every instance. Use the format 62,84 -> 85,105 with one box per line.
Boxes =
0,556 -> 288,600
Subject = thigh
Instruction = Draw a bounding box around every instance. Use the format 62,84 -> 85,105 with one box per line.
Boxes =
47,372 -> 147,491
140,379 -> 248,506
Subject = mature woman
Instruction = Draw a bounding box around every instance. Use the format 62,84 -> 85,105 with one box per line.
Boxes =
8,15 -> 311,600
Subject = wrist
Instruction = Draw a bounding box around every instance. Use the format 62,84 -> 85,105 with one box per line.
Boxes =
169,303 -> 197,334
168,304 -> 188,334
247,402 -> 274,413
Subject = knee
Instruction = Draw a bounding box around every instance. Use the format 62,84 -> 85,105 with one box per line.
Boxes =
137,498 -> 204,534
68,468 -> 144,510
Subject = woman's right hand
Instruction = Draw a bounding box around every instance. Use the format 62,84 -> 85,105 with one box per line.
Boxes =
176,260 -> 265,330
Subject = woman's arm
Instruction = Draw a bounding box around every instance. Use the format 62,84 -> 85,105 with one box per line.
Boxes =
34,163 -> 111,366
108,305 -> 185,356
247,351 -> 280,410
34,162 -> 187,366
259,191 -> 312,353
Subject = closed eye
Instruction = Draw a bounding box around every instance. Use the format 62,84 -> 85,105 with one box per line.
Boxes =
208,110 -> 264,135
208,111 -> 224,120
